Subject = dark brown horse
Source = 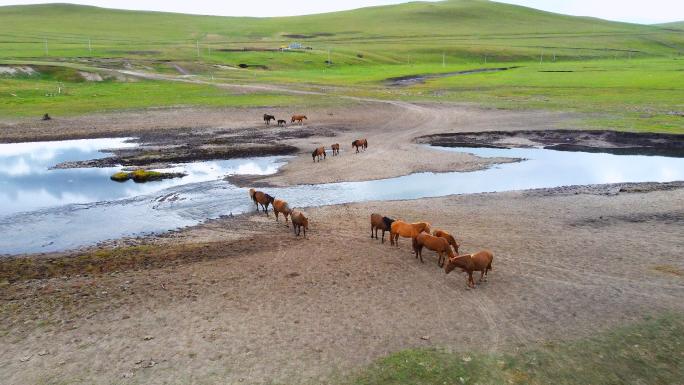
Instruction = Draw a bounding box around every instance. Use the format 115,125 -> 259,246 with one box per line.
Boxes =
277,119 -> 286,126
331,143 -> 340,156
291,115 -> 307,125
352,139 -> 368,153
263,114 -> 275,125
370,213 -> 395,243
312,146 -> 326,162
250,189 -> 274,214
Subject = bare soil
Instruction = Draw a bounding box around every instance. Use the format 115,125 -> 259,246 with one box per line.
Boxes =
1,182 -> 682,384
0,101 -> 682,384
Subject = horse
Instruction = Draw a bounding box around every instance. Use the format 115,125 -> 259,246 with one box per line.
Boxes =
251,190 -> 274,214
445,250 -> 494,289
352,139 -> 368,153
291,210 -> 309,236
390,220 -> 431,247
331,143 -> 340,156
291,115 -> 307,125
312,146 -> 326,162
413,232 -> 455,266
432,229 -> 460,255
263,114 -> 275,125
277,119 -> 286,126
273,199 -> 292,225
370,213 -> 395,243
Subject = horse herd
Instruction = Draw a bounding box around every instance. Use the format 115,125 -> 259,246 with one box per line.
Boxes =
248,188 -> 493,289
312,139 -> 367,162
370,214 -> 493,289
263,113 -> 307,126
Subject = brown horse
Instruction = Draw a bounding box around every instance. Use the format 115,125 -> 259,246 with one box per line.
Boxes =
273,199 -> 292,225
390,220 -> 431,246
413,232 -> 455,266
291,115 -> 307,125
432,229 -> 460,255
331,143 -> 340,156
370,213 -> 395,243
291,210 -> 309,236
352,139 -> 368,153
251,190 -> 274,214
312,146 -> 326,162
263,114 -> 275,125
445,250 -> 494,289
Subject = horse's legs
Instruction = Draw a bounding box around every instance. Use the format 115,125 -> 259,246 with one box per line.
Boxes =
371,225 -> 375,238
381,230 -> 385,243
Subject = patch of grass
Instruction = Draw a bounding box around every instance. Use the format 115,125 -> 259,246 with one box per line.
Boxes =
346,314 -> 684,385
110,171 -> 130,182
653,265 -> 683,277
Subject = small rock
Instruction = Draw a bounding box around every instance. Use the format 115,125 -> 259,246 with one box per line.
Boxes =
122,372 -> 134,378
462,356 -> 472,362
19,355 -> 32,362
420,335 -> 430,341
143,336 -> 154,341
38,350 -> 49,356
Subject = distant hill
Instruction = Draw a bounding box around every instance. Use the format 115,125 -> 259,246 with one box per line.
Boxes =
659,21 -> 684,29
0,1 -> 680,61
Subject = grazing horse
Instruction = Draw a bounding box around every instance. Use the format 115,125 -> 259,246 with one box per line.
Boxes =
370,213 -> 395,243
312,146 -> 326,162
263,114 -> 275,125
277,119 -> 286,126
352,139 -> 368,153
291,210 -> 309,236
432,229 -> 460,255
445,250 -> 494,289
291,115 -> 307,125
251,190 -> 274,214
331,143 -> 340,156
389,220 -> 431,247
273,199 -> 292,225
413,232 -> 455,266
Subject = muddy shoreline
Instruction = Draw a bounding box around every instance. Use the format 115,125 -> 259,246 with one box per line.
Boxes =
416,129 -> 684,157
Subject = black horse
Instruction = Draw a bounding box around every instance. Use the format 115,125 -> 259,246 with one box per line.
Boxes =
277,119 -> 286,126
263,114 -> 276,125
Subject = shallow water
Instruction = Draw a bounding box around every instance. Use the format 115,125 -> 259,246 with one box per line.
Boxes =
0,138 -> 286,216
1,142 -> 683,255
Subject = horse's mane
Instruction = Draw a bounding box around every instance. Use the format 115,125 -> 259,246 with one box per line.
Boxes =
382,216 -> 395,229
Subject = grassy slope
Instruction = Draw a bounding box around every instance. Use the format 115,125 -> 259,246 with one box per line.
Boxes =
0,1 -> 682,132
346,314 -> 684,385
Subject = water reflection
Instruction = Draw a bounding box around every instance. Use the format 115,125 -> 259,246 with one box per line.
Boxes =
0,138 -> 287,216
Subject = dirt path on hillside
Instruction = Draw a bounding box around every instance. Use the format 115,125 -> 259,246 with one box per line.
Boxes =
1,183 -> 682,384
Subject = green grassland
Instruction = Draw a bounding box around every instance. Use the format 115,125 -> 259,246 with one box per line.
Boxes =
0,0 -> 682,133
345,313 -> 684,385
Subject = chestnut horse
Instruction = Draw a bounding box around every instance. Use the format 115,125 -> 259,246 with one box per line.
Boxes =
445,250 -> 494,289
370,213 -> 395,243
250,189 -> 274,214
291,210 -> 309,236
263,114 -> 275,125
413,232 -> 455,266
432,229 -> 460,255
291,115 -> 307,125
273,199 -> 292,225
390,220 -> 431,246
312,146 -> 326,162
352,139 -> 368,153
331,143 -> 340,156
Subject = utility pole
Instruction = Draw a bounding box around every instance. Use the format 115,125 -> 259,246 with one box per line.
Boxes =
44,39 -> 48,56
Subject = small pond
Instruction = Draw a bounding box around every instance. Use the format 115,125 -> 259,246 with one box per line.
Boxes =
1,141 -> 683,255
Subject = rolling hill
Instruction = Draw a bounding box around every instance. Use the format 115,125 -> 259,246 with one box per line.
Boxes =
0,0 -> 681,62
